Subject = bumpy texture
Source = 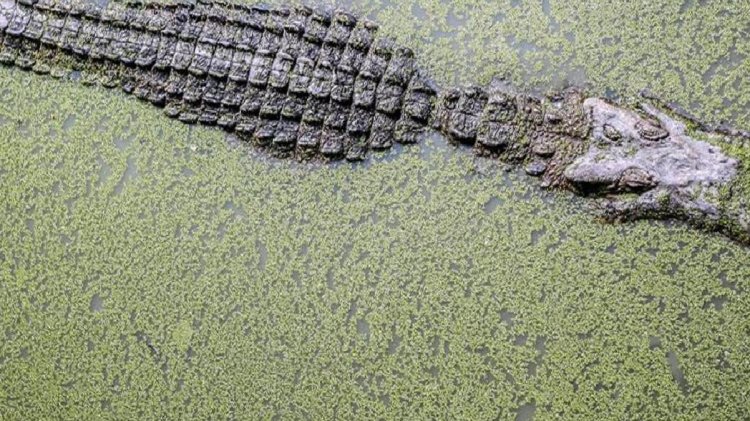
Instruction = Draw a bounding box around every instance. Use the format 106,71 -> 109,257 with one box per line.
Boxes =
2,1 -> 750,419
0,0 -> 748,245
0,0 -> 437,161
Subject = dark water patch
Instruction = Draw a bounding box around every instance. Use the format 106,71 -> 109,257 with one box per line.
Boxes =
541,0 -> 551,15
62,114 -> 76,131
112,156 -> 137,196
666,351 -> 690,396
387,333 -> 401,355
292,269 -> 302,288
60,233 -> 74,246
426,365 -> 440,378
535,336 -> 547,363
446,7 -> 467,28
481,371 -> 496,384
541,0 -> 559,32
379,393 -> 391,407
96,156 -> 112,187
411,2 -> 427,19
664,262 -> 679,276
346,301 -> 358,322
718,271 -> 739,293
703,296 -> 728,311
356,318 -> 370,341
483,196 -> 503,214
678,0 -> 693,13
90,294 -> 103,312
325,269 -> 336,290
95,116 -> 110,133
64,195 -> 77,215
114,134 -> 134,151
603,87 -> 622,101
19,347 -> 29,359
256,240 -> 268,272
16,120 -> 30,138
222,200 -> 248,220
702,48 -> 745,85
644,246 -> 660,257
531,228 -> 546,245
216,222 -> 227,241
515,402 -> 536,421
500,310 -> 516,328
648,335 -> 662,350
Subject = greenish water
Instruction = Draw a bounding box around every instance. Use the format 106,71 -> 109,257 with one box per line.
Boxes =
1,0 -> 750,420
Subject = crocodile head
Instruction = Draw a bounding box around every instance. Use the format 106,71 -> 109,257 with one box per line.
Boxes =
563,97 -> 738,221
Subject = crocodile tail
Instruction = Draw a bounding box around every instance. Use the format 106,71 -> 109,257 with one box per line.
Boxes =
0,0 -> 441,162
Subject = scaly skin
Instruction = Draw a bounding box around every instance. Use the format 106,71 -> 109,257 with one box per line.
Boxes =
0,0 -> 747,244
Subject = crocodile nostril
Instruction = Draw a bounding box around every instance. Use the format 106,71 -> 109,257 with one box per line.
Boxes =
617,167 -> 658,191
603,124 -> 622,141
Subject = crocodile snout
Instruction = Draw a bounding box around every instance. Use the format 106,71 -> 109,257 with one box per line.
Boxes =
617,167 -> 658,191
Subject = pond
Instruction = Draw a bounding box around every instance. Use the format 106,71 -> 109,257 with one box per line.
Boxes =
0,0 -> 748,419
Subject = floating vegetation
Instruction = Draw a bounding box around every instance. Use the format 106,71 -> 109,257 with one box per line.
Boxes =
1,0 -> 749,419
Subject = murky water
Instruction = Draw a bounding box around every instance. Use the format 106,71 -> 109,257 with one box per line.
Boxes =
1,0 -> 749,420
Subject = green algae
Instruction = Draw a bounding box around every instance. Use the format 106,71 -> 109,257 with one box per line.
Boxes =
336,0 -> 750,122
1,0 -> 750,419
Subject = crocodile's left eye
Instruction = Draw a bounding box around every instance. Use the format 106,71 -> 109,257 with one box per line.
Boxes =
635,121 -> 668,141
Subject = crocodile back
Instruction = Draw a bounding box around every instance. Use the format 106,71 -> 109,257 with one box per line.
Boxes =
0,0 -> 439,161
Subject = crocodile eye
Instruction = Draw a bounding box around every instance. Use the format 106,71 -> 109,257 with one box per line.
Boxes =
603,124 -> 622,141
636,121 -> 669,141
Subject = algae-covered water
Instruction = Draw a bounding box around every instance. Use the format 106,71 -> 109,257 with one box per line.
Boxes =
1,0 -> 750,420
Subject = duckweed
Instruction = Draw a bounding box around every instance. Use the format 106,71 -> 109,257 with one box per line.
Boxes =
1,0 -> 750,419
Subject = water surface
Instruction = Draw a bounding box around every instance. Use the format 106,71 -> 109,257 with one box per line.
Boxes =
1,0 -> 749,419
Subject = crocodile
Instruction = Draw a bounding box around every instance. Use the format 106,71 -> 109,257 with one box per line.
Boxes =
1,0 -> 749,244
